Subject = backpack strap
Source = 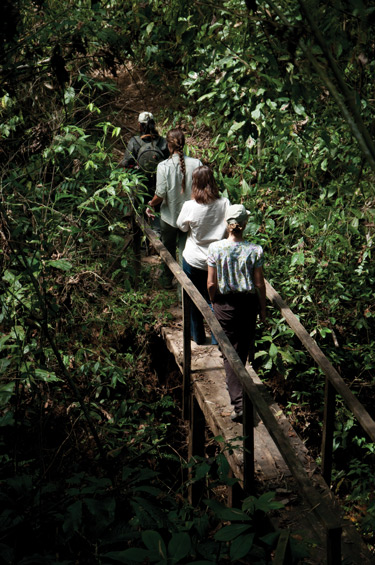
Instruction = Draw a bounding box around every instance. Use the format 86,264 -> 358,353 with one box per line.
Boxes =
135,134 -> 158,148
140,134 -> 160,146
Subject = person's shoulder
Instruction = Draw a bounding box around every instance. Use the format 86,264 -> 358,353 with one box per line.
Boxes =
244,241 -> 263,252
209,239 -> 225,251
125,135 -> 137,147
157,157 -> 171,169
217,196 -> 230,207
184,198 -> 196,207
185,156 -> 202,165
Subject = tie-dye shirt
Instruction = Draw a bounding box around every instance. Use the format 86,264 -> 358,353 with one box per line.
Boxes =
207,239 -> 264,295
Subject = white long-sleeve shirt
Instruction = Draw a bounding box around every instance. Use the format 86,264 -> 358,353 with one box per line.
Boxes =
177,197 -> 230,270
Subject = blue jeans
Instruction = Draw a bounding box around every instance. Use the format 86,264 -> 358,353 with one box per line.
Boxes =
182,258 -> 218,345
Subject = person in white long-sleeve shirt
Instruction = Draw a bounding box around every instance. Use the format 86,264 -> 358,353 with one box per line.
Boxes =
147,129 -> 202,288
177,166 -> 229,344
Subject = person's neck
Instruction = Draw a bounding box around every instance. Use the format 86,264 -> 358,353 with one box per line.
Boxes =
228,232 -> 243,243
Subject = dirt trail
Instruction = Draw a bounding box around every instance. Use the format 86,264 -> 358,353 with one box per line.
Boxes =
111,65 -> 212,164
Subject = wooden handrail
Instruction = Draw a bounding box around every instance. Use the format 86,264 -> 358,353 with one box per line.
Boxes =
265,281 -> 375,442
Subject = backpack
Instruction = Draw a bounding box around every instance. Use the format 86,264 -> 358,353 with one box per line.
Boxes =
135,136 -> 165,175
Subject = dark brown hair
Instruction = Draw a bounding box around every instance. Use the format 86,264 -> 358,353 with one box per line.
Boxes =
167,128 -> 186,191
192,166 -> 220,204
140,118 -> 159,137
227,223 -> 244,234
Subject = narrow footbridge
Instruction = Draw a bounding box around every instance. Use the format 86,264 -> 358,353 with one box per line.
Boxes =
133,215 -> 375,565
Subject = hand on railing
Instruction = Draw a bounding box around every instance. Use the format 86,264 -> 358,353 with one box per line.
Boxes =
145,206 -> 155,219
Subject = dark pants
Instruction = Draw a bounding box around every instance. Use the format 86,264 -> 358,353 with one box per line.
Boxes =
160,220 -> 187,284
182,258 -> 218,345
213,293 -> 258,412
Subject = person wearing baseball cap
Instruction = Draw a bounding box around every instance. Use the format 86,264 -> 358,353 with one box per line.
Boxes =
119,111 -> 169,172
119,111 -> 169,235
137,111 -> 154,124
207,204 -> 266,423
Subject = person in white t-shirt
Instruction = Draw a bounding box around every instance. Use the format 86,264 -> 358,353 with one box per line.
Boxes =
147,129 -> 202,288
177,166 -> 229,344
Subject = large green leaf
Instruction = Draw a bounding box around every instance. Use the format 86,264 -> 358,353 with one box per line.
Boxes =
142,530 -> 167,559
214,524 -> 250,542
205,499 -> 251,522
63,500 -> 83,534
0,380 -> 15,406
45,260 -> 73,271
168,532 -> 191,562
230,532 -> 255,560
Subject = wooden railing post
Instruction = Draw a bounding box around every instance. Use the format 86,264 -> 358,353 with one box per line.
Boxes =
182,289 -> 191,420
227,468 -> 243,508
273,531 -> 292,565
243,392 -> 255,494
131,214 -> 141,289
188,395 -> 206,506
321,377 -> 336,486
326,526 -> 342,565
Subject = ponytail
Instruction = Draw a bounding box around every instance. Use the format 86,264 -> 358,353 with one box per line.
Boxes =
167,128 -> 186,192
227,223 -> 244,234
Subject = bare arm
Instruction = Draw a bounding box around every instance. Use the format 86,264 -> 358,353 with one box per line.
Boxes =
146,194 -> 163,218
148,195 -> 163,207
207,266 -> 218,303
253,266 -> 266,323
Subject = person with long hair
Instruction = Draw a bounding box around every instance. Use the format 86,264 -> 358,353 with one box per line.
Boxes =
207,204 -> 266,422
176,165 -> 229,344
147,128 -> 202,288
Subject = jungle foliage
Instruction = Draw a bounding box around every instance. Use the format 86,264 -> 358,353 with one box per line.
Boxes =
1,0 -> 375,562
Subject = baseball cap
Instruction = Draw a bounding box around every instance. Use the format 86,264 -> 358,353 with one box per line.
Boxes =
225,204 -> 250,225
138,111 -> 154,124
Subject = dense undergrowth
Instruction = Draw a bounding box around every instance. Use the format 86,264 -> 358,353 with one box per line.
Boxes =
1,0 -> 375,561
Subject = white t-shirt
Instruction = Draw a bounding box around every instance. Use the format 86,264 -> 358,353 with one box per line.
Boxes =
155,154 -> 203,228
176,197 -> 230,270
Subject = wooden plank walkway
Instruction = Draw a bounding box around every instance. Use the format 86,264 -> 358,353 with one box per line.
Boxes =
160,304 -> 373,565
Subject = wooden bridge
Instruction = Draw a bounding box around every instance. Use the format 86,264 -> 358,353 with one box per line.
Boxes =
133,215 -> 375,564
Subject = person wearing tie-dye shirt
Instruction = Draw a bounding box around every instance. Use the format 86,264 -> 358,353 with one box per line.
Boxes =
207,204 -> 266,422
